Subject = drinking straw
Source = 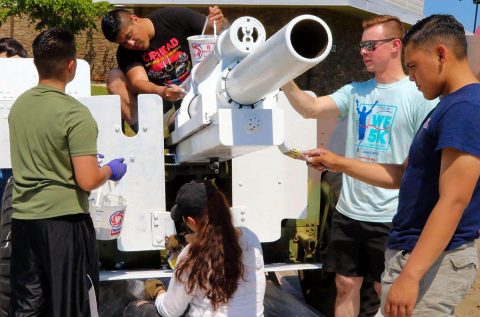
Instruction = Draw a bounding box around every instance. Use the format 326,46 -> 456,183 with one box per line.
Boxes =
95,185 -> 102,207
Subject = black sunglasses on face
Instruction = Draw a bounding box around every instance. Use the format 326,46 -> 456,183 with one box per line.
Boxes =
359,38 -> 397,51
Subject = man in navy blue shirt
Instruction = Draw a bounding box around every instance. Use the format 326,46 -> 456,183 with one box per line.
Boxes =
303,15 -> 480,316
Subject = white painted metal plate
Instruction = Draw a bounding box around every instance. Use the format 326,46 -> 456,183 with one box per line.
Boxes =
0,58 -> 91,168
100,262 -> 322,281
231,92 -> 317,242
79,94 -> 175,251
0,58 -> 90,101
174,108 -> 285,163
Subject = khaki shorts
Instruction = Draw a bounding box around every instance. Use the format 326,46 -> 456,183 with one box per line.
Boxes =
381,244 -> 478,317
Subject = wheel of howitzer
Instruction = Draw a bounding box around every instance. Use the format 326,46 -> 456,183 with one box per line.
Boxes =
0,177 -> 13,316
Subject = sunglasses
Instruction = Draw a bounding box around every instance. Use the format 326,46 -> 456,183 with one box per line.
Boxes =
358,38 -> 397,51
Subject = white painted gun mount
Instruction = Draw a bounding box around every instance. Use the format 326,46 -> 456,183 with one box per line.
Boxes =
166,15 -> 332,163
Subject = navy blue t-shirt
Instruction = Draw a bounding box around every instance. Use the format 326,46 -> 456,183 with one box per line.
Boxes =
389,83 -> 480,251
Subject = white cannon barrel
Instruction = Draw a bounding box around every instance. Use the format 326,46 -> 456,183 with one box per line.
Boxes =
225,15 -> 332,105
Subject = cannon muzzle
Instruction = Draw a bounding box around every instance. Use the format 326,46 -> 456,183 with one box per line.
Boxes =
224,15 -> 332,106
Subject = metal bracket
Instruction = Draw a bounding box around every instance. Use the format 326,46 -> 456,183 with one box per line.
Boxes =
150,212 -> 176,248
209,157 -> 220,174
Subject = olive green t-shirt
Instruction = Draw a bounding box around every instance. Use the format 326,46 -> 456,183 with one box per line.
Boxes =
8,84 -> 98,219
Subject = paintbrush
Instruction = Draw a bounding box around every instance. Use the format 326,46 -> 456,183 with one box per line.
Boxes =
278,143 -> 304,160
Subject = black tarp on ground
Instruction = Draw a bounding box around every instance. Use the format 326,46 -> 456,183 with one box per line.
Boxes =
264,280 -> 323,317
100,278 -> 323,316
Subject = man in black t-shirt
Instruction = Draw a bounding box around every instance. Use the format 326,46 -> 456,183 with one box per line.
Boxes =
102,7 -> 228,131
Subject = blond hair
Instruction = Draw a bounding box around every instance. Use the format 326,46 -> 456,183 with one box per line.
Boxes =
362,15 -> 404,39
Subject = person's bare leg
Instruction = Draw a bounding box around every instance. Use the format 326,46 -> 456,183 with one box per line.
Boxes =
335,274 -> 363,317
373,281 -> 383,316
106,68 -> 138,126
374,281 -> 381,298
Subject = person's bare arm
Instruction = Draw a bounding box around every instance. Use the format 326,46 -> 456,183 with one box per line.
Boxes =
204,6 -> 229,34
281,81 -> 340,119
304,147 -> 407,189
126,66 -> 184,102
71,155 -> 111,191
384,147 -> 480,317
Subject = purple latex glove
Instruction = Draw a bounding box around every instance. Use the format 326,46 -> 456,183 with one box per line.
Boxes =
106,158 -> 127,181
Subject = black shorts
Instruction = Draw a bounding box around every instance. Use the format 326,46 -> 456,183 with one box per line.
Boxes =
9,214 -> 99,317
324,210 -> 391,282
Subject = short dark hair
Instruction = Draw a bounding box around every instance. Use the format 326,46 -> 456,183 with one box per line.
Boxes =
403,14 -> 467,59
0,37 -> 28,58
102,9 -> 133,42
32,28 -> 76,78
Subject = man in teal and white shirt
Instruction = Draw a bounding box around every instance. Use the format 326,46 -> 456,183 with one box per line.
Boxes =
282,15 -> 436,317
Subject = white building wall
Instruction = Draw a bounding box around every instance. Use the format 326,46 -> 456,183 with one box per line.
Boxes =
383,0 -> 423,12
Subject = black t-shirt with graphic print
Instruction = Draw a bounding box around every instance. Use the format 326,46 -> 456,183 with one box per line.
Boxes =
116,7 -> 206,87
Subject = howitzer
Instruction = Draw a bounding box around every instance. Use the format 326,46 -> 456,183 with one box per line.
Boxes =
166,15 -> 332,163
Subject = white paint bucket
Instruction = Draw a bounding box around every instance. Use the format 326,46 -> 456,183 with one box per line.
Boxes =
187,35 -> 217,66
89,183 -> 127,240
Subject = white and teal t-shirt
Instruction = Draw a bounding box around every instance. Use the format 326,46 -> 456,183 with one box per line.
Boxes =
330,77 -> 437,222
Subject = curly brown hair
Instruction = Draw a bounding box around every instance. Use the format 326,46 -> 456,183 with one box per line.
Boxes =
174,183 -> 244,310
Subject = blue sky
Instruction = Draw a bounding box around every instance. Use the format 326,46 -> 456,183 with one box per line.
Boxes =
424,0 -> 480,32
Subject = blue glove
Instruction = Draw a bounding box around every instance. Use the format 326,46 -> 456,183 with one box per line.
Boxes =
106,158 -> 127,181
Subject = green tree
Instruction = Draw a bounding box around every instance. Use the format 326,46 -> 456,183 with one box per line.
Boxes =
0,0 -> 113,34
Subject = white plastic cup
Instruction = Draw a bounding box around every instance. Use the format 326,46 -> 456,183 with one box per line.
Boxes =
187,35 -> 217,66
89,192 -> 127,240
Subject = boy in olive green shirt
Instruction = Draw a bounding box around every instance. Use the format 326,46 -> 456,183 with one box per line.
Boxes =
8,29 -> 127,316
